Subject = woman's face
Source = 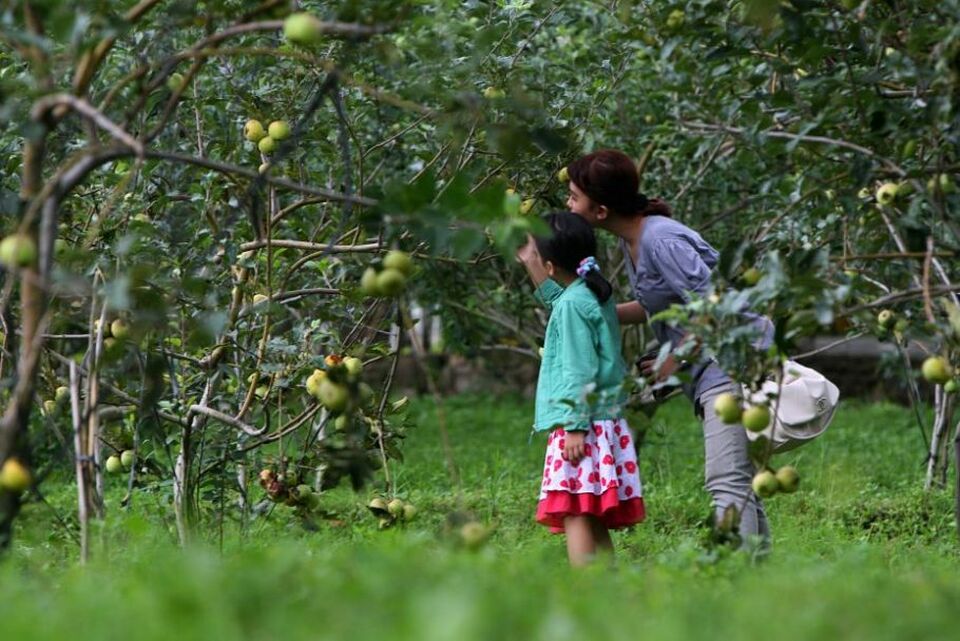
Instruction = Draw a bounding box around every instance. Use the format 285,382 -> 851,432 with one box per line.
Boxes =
566,182 -> 605,225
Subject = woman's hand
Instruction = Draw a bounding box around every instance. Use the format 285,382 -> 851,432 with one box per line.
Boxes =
562,430 -> 586,465
640,353 -> 678,382
516,234 -> 549,286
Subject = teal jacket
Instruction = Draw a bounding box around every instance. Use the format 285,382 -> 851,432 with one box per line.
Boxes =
533,278 -> 627,433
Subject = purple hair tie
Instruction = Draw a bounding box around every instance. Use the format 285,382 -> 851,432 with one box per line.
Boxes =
576,256 -> 599,278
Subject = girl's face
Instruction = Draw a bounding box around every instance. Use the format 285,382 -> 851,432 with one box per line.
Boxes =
566,182 -> 607,225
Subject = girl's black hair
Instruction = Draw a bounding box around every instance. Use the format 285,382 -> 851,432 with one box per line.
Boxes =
534,211 -> 613,303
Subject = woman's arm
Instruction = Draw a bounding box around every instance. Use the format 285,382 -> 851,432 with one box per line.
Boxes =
616,300 -> 647,325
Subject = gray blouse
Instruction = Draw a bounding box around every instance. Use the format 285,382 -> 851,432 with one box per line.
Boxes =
622,215 -> 773,403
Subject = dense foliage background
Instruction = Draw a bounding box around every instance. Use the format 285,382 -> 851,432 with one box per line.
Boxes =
1,0 -> 959,556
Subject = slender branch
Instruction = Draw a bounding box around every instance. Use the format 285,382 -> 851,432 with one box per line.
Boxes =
239,239 -> 380,253
187,405 -> 265,436
32,94 -> 144,155
841,284 -> 960,316
680,120 -> 907,177
145,150 -> 377,206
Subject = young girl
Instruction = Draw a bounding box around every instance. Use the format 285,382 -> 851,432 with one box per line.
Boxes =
517,212 -> 645,566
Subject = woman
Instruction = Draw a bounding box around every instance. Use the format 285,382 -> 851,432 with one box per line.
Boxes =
519,149 -> 774,545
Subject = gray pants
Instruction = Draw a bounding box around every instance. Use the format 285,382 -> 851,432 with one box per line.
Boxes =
698,384 -> 770,543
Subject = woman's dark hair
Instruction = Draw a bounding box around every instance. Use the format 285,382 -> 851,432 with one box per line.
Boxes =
534,212 -> 613,303
566,149 -> 672,218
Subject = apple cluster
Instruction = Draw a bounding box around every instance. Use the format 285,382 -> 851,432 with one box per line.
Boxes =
713,392 -> 772,432
368,496 -> 417,529
259,468 -> 320,510
105,449 -> 135,474
305,354 -> 373,417
360,249 -> 414,298
243,118 -> 292,161
751,465 -> 800,499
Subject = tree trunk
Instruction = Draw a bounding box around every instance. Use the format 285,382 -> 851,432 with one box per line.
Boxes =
954,420 -> 960,542
925,388 -> 955,490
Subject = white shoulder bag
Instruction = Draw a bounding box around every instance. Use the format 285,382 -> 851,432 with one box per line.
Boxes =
742,360 -> 840,453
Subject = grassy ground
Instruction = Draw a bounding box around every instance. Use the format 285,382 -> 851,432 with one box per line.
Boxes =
1,394 -> 958,640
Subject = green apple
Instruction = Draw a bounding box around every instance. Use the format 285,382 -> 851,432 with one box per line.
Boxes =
460,521 -> 489,549
944,379 -> 958,394
383,250 -> 413,276
741,267 -> 762,286
940,173 -> 956,194
105,455 -> 123,474
376,268 -> 407,297
875,182 -> 898,206
0,458 -> 31,493
752,470 -> 779,498
268,120 -> 291,140
921,356 -> 952,384
742,405 -> 771,432
557,166 -> 569,183
877,309 -> 895,329
857,187 -> 871,200
283,12 -> 324,45
520,198 -> 535,215
293,484 -> 313,502
368,497 -> 389,515
387,498 -> 404,517
102,337 -> 120,356
360,267 -> 380,296
824,189 -> 836,201
244,119 -> 266,142
120,450 -> 135,469
305,369 -> 325,398
318,379 -> 350,413
713,393 -> 743,424
258,136 -> 277,154
110,319 -> 130,341
666,9 -> 685,29
166,72 -> 185,92
402,503 -> 417,521
42,399 -> 57,416
775,465 -> 800,493
0,234 -> 37,269
55,386 -> 69,403
482,86 -> 505,99
358,382 -> 375,406
333,414 -> 350,431
902,140 -> 918,158
343,356 -> 363,378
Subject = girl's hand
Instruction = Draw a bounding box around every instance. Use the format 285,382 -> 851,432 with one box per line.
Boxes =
515,234 -> 540,265
562,430 -> 586,465
516,234 -> 549,286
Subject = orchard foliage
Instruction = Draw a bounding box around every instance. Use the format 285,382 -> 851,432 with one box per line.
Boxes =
1,0 -> 959,550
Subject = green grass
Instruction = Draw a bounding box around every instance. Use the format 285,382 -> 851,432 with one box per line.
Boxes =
1,395 -> 958,641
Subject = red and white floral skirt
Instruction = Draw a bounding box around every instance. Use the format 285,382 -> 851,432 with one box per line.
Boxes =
536,418 -> 645,533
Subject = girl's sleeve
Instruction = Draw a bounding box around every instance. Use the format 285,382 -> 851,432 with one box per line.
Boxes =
534,278 -> 564,310
652,238 -> 716,301
548,300 -> 600,432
